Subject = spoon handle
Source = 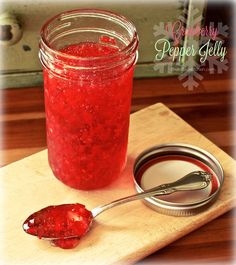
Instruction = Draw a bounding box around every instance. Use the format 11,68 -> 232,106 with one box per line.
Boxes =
91,171 -> 212,218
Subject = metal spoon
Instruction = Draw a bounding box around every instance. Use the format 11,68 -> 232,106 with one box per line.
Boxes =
23,171 -> 212,240
91,170 -> 212,217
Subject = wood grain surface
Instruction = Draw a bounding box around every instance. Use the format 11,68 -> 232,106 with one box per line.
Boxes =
1,102 -> 235,265
0,71 -> 235,264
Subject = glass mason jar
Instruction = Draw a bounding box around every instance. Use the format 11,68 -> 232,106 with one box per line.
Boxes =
39,9 -> 138,190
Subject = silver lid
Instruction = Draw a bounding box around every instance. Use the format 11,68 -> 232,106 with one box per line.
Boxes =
133,143 -> 224,216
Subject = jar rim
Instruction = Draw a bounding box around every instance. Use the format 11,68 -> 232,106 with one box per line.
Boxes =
40,8 -> 138,61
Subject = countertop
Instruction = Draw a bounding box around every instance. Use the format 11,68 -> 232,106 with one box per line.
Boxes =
1,70 -> 235,264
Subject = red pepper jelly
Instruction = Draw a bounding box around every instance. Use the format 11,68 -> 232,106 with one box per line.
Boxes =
39,10 -> 138,190
23,204 -> 93,249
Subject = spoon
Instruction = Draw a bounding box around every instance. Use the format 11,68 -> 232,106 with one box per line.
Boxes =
91,170 -> 212,218
23,170 -> 212,246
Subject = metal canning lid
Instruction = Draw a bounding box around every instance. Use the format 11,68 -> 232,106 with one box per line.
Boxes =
133,143 -> 224,216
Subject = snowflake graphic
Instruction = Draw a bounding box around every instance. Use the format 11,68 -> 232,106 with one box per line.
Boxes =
153,22 -> 173,38
178,6 -> 203,25
178,68 -> 203,91
153,5 -> 229,90
207,57 -> 228,74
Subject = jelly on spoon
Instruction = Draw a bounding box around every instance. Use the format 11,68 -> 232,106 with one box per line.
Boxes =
22,171 -> 212,249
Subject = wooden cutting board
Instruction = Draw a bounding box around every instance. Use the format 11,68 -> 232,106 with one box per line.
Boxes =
0,103 -> 235,265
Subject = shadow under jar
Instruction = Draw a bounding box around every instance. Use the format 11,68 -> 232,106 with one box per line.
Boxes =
39,9 -> 138,190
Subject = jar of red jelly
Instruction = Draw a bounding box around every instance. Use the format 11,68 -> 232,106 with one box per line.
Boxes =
39,9 -> 138,190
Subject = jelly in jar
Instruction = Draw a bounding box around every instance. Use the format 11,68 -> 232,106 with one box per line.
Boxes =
39,9 -> 138,190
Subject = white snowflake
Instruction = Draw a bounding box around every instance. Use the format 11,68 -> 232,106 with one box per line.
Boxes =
207,57 -> 229,74
153,22 -> 173,38
179,7 -> 203,25
153,60 -> 174,75
210,22 -> 229,38
178,69 -> 203,90
199,22 -> 229,45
